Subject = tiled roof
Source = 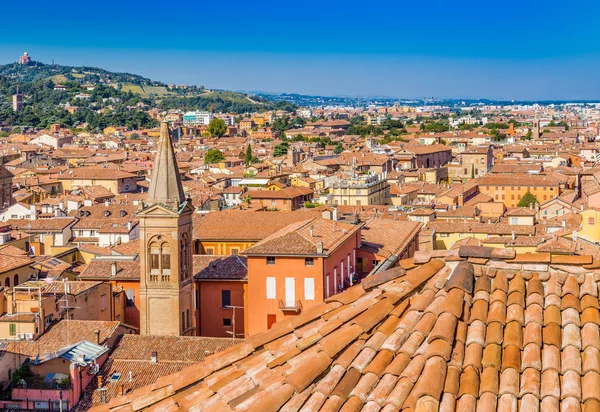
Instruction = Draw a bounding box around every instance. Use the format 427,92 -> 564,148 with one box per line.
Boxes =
90,247 -> 600,411
242,217 -> 360,256
193,255 -> 248,280
359,218 -> 422,259
79,258 -> 140,280
193,210 -> 321,241
77,335 -> 244,411
4,320 -> 122,358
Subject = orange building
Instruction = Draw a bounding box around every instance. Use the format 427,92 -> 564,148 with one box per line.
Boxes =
193,255 -> 247,338
477,174 -> 561,208
243,217 -> 361,336
78,257 -> 141,328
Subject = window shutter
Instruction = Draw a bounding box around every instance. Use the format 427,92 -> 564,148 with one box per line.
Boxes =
266,277 -> 276,299
304,278 -> 315,300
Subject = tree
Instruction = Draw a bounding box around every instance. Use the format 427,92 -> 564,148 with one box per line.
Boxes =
244,143 -> 252,165
518,191 -> 538,208
208,118 -> 227,138
204,149 -> 225,164
333,142 -> 343,154
273,141 -> 289,157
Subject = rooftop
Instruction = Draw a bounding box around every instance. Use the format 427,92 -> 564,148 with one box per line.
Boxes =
90,246 -> 600,411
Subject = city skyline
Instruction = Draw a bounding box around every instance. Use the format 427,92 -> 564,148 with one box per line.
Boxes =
2,0 -> 600,100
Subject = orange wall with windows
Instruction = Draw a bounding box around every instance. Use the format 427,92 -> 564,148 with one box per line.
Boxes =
479,184 -> 559,207
245,230 -> 361,337
246,255 -> 324,336
195,280 -> 245,338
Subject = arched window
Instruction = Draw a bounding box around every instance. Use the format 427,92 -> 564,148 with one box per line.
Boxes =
149,241 -> 171,281
5,277 -> 10,288
13,274 -> 18,286
181,312 -> 186,331
186,310 -> 191,330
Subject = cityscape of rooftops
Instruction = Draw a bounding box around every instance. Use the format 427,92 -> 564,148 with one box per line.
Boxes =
0,0 -> 599,410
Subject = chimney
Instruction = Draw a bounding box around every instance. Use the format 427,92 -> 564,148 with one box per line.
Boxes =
118,385 -> 124,396
151,351 -> 158,364
95,330 -> 101,345
30,204 -> 36,220
316,242 -> 324,254
97,376 -> 103,388
111,263 -> 117,277
511,231 -> 515,240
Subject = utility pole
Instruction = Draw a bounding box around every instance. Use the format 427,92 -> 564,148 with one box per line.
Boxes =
225,305 -> 244,339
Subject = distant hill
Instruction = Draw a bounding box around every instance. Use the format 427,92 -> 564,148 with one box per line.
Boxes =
0,59 -> 296,129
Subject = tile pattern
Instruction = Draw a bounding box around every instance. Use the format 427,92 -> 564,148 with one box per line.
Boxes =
90,247 -> 600,412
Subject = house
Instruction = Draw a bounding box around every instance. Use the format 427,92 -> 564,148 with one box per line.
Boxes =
476,174 -> 561,208
192,210 -> 321,255
58,168 -> 138,194
242,217 -> 361,336
193,255 -> 247,338
78,256 -> 140,328
245,186 -> 313,211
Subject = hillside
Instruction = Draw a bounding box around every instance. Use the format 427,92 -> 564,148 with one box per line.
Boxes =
0,58 -> 296,130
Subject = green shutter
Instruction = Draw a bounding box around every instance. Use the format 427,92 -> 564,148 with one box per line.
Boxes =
9,324 -> 16,336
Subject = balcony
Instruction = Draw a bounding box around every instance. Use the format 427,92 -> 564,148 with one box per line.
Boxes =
278,299 -> 303,313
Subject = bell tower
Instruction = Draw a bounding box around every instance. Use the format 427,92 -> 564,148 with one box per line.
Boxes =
138,122 -> 195,336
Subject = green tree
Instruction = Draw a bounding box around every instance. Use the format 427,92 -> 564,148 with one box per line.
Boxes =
244,143 -> 252,165
273,141 -> 289,157
333,142 -> 343,154
518,191 -> 538,207
208,118 -> 227,138
204,149 -> 225,164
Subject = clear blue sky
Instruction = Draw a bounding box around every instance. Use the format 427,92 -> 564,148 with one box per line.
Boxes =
2,0 -> 600,100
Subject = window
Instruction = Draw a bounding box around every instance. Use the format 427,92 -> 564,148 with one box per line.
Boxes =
9,323 -> 16,336
589,218 -> 595,225
101,294 -> 107,311
304,278 -> 315,300
372,260 -> 379,268
125,289 -> 135,307
223,318 -> 232,327
161,246 -> 171,270
205,248 -> 214,255
266,277 -> 276,299
305,258 -> 314,266
266,256 -> 276,265
187,310 -> 191,329
231,248 -> 239,256
150,246 -> 160,270
285,278 -> 296,307
182,312 -> 186,330
222,290 -> 231,308
511,218 -> 519,225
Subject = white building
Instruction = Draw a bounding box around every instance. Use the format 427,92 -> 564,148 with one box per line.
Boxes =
183,111 -> 214,126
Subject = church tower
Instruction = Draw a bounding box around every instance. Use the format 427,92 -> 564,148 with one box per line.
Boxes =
138,122 -> 195,336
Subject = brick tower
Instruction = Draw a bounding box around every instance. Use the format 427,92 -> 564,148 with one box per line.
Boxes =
138,122 -> 195,336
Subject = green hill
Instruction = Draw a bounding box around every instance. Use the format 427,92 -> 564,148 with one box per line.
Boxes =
0,59 -> 296,130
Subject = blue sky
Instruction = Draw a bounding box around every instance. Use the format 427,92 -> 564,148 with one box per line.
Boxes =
2,0 -> 600,100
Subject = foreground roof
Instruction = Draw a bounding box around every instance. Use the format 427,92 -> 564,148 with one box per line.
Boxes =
91,246 -> 600,411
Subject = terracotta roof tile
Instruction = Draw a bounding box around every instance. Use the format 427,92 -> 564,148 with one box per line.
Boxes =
91,248 -> 600,412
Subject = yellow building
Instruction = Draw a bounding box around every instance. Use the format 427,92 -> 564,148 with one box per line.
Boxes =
477,174 -> 560,208
329,175 -> 389,206
577,208 -> 600,243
